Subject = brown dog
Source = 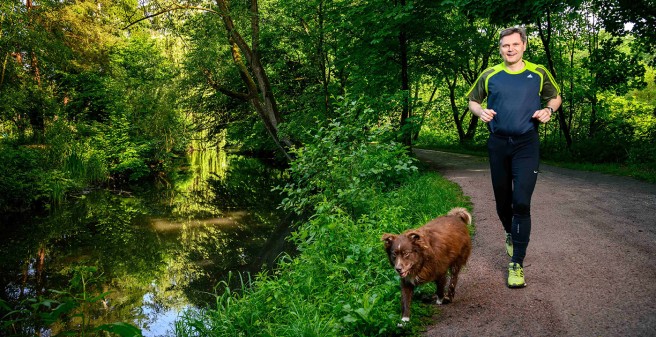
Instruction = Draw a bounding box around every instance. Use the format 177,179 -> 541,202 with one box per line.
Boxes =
382,207 -> 472,322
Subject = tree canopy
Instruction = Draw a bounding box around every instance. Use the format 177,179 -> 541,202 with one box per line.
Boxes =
1,0 -> 654,204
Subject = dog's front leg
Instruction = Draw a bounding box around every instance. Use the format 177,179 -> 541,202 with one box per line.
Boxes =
400,280 -> 415,322
435,274 -> 448,304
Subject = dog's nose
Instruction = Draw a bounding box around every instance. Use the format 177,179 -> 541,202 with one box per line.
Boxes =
395,267 -> 403,273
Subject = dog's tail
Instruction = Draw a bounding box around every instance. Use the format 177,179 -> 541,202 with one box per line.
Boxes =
448,207 -> 472,225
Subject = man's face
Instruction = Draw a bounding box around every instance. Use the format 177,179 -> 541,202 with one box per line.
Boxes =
499,33 -> 526,66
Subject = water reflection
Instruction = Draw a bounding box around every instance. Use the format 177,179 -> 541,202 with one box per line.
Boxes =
0,148 -> 292,336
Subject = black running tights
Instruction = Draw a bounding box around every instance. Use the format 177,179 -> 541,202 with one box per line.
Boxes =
487,131 -> 540,266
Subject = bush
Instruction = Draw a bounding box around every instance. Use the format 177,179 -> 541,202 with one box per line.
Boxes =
0,143 -> 56,211
278,116 -> 418,216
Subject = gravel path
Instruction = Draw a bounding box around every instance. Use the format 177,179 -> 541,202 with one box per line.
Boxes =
412,149 -> 656,337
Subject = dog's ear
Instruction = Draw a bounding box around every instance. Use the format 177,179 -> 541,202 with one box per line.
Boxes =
381,234 -> 396,249
407,231 -> 421,242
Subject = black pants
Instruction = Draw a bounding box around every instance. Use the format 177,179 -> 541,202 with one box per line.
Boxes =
487,131 -> 540,266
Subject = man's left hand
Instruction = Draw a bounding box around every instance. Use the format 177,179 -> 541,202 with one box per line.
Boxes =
532,108 -> 552,123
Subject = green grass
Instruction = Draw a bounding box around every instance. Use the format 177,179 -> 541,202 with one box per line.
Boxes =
174,172 -> 471,337
413,141 -> 656,184
541,160 -> 656,183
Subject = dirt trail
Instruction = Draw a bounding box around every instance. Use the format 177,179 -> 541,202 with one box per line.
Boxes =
413,149 -> 656,337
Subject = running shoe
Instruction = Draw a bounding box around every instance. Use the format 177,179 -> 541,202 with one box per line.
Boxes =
507,262 -> 526,288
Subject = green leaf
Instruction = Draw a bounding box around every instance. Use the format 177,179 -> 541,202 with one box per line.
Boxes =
95,322 -> 143,337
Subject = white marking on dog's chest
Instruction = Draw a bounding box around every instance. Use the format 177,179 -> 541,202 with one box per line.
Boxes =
405,275 -> 420,286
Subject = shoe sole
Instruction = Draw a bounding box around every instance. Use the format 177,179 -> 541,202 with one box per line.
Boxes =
507,282 -> 527,288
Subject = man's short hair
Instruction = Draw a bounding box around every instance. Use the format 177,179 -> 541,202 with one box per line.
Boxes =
499,27 -> 527,45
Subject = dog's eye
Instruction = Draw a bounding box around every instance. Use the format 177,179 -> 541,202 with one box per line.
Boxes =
403,252 -> 410,258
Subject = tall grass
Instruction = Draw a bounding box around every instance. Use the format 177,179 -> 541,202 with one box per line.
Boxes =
63,148 -> 109,185
174,172 -> 471,336
46,171 -> 69,206
84,152 -> 108,184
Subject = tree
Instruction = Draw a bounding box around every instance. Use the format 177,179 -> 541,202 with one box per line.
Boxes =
129,0 -> 293,160
414,5 -> 498,143
0,0 -> 123,141
583,36 -> 646,136
596,0 -> 656,68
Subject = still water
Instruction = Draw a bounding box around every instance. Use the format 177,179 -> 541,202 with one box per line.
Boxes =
0,149 -> 293,336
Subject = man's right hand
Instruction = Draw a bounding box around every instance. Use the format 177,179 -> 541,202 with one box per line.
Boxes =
469,100 -> 496,123
479,108 -> 497,123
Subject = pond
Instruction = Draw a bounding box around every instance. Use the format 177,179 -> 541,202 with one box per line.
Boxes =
0,148 -> 294,336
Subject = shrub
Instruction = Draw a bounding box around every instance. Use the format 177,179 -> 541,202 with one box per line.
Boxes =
0,143 -> 53,211
278,116 -> 418,216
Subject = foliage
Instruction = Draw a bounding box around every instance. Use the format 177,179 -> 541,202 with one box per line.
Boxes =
457,0 -> 584,25
1,0 -> 656,334
560,92 -> 656,170
0,266 -> 142,337
0,28 -> 190,210
0,143 -> 53,211
173,101 -> 468,336
595,0 -> 656,67
175,172 -> 470,337
582,36 -> 646,96
278,101 -> 418,216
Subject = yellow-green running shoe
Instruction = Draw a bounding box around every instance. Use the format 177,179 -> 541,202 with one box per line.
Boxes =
505,233 -> 513,257
507,262 -> 526,288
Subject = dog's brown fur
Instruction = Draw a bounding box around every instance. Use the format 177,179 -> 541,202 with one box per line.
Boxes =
382,207 -> 472,322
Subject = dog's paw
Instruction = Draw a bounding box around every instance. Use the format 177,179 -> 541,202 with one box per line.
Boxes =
436,296 -> 451,305
397,317 -> 410,327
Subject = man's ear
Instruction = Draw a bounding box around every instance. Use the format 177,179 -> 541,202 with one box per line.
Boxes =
381,234 -> 396,249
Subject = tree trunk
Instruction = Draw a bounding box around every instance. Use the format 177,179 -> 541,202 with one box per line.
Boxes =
26,0 -> 44,142
448,76 -> 466,142
216,0 -> 292,161
537,12 -> 572,148
412,83 -> 438,141
1,53 -> 9,87
589,95 -> 598,137
398,0 -> 411,146
568,40 -> 575,143
464,107 -> 479,140
317,0 -> 331,114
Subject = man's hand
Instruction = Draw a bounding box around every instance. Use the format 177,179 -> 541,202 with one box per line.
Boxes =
469,101 -> 496,123
478,108 -> 497,123
532,108 -> 552,123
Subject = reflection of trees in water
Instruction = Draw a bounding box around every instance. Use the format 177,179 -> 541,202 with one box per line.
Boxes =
0,189 -> 166,334
171,154 -> 293,306
0,151 -> 293,334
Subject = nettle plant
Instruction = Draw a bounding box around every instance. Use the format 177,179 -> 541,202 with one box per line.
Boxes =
279,115 -> 418,216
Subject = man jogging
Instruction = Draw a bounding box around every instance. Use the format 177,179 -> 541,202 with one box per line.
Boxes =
467,27 -> 562,288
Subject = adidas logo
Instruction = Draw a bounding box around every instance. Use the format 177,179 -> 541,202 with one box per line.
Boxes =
527,74 -> 533,78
